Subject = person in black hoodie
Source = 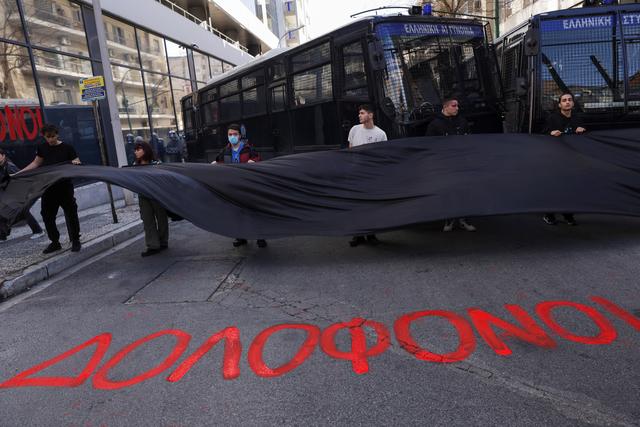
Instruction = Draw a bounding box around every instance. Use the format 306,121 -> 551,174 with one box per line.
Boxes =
541,92 -> 586,226
0,148 -> 44,240
425,98 -> 476,232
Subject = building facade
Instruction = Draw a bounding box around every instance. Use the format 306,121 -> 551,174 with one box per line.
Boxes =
255,0 -> 310,48
0,0 -> 278,169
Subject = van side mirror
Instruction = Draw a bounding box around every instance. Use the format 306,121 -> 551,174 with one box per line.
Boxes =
524,28 -> 539,56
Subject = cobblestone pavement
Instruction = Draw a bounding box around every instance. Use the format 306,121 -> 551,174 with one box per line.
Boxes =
0,202 -> 141,281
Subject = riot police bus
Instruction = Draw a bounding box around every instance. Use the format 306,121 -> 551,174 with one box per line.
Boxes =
181,11 -> 503,162
495,1 -> 640,133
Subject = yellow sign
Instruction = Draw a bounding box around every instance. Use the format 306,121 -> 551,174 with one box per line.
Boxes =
79,76 -> 106,102
79,76 -> 105,91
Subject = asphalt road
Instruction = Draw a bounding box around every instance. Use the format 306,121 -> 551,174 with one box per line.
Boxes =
1,214 -> 639,426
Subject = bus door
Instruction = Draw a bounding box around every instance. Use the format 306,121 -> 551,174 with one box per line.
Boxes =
289,41 -> 340,152
334,36 -> 373,147
267,60 -> 293,156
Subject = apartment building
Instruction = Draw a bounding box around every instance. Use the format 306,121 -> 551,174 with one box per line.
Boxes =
0,0 -> 278,168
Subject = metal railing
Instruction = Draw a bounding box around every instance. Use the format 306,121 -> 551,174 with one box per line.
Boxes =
155,0 -> 249,53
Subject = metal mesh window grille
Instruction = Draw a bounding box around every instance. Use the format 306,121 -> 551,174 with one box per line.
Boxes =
540,15 -> 625,112
201,101 -> 218,126
219,79 -> 239,97
292,64 -> 332,106
242,86 -> 266,117
219,94 -> 241,121
342,41 -> 368,96
291,42 -> 330,73
270,85 -> 287,112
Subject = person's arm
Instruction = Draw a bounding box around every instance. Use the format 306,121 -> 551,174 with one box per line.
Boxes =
212,145 -> 227,164
16,156 -> 43,174
71,157 -> 81,165
574,115 -> 586,134
542,114 -> 562,136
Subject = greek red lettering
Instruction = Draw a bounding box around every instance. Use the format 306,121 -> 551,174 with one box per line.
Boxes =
166,327 -> 241,382
467,305 -> 557,356
20,107 -> 40,140
92,329 -> 190,390
248,324 -> 320,378
320,318 -> 390,374
536,301 -> 617,345
4,106 -> 24,140
0,109 -> 6,140
394,310 -> 476,363
590,296 -> 640,331
0,333 -> 111,388
35,106 -> 43,130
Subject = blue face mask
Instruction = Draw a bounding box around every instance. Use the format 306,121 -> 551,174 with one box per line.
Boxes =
228,135 -> 239,145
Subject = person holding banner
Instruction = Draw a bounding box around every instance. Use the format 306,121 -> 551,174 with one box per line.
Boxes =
19,124 -> 82,253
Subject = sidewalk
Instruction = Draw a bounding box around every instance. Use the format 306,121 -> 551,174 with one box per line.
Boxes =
0,200 -> 144,300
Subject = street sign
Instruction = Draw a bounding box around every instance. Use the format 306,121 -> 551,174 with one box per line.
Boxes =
79,76 -> 106,102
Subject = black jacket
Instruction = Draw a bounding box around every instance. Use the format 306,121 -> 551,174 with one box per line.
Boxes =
542,111 -> 584,135
426,113 -> 470,136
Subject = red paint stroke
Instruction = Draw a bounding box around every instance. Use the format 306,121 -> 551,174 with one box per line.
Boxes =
248,323 -> 320,377
536,301 -> 617,345
590,296 -> 640,331
0,106 -> 42,141
167,327 -> 241,381
320,318 -> 390,374
0,333 -> 111,388
467,305 -> 557,356
394,310 -> 476,363
93,329 -> 190,390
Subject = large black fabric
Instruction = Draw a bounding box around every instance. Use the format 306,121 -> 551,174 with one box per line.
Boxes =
1,129 -> 639,239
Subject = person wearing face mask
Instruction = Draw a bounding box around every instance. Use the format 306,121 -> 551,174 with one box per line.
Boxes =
212,124 -> 266,248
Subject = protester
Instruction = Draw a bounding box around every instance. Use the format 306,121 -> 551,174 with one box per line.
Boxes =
165,130 -> 185,163
0,148 -> 44,240
425,98 -> 476,232
19,124 -> 82,253
212,124 -> 267,248
125,133 -> 136,166
134,140 -> 169,257
347,104 -> 388,247
541,93 -> 585,226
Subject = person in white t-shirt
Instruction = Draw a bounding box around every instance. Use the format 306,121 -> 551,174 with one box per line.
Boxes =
347,104 -> 388,247
348,104 -> 388,148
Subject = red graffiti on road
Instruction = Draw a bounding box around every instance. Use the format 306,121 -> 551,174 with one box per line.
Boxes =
1,296 -> 638,389
0,105 -> 43,141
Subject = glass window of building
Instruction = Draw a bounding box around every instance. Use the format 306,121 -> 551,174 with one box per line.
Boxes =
143,71 -> 174,141
137,28 -> 168,74
33,48 -> 93,105
222,62 -> 233,72
193,50 -> 210,82
102,15 -> 140,68
170,76 -> 191,131
210,57 -> 223,77
22,0 -> 90,57
111,64 -> 146,136
165,39 -> 188,79
0,0 -> 26,43
0,42 -> 38,101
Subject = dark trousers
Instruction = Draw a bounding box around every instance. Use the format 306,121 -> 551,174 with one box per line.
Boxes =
139,196 -> 168,250
25,211 -> 43,234
41,180 -> 80,243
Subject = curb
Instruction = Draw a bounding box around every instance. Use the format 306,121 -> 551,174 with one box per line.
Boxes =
0,220 -> 144,301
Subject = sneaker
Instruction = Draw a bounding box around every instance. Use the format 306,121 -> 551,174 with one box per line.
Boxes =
349,236 -> 366,247
71,240 -> 81,252
366,234 -> 380,245
542,214 -> 558,226
42,241 -> 62,254
443,220 -> 455,232
459,219 -> 476,232
233,238 -> 248,247
30,232 -> 44,240
257,239 -> 267,248
141,248 -> 161,257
